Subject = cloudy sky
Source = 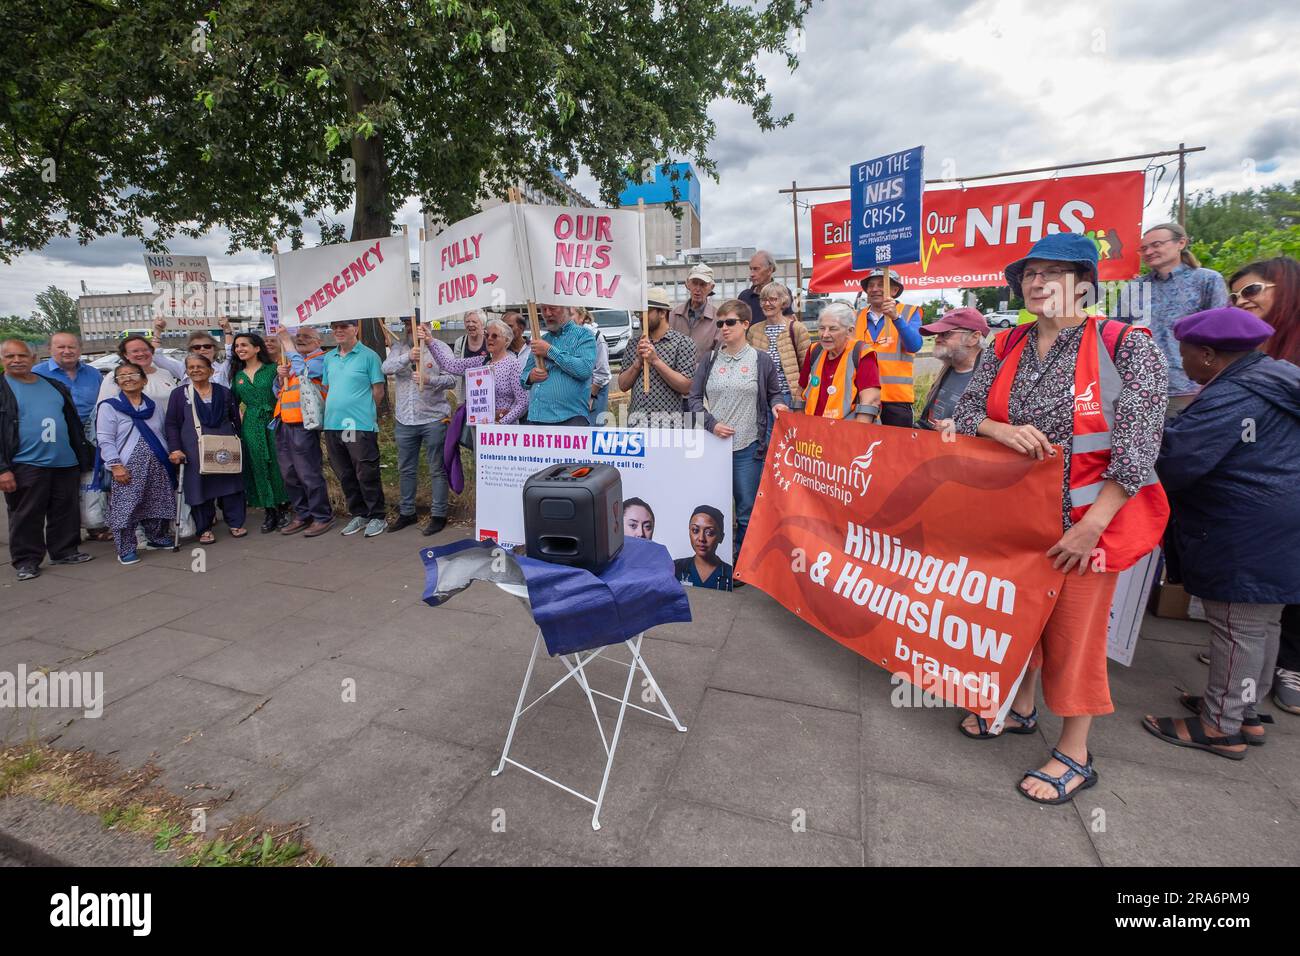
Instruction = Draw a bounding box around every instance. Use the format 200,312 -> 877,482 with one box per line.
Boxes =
3,0 -> 1297,316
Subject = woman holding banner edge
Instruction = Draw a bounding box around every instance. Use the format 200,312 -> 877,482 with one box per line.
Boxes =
952,232 -> 1169,805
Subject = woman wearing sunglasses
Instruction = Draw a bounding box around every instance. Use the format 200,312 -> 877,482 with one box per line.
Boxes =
687,299 -> 789,563
1228,256 -> 1300,721
1125,222 -> 1229,417
150,317 -> 233,387
1227,257 -> 1300,365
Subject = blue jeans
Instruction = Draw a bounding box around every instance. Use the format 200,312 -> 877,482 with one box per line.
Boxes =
589,386 -> 610,426
766,389 -> 792,441
732,441 -> 763,559
395,420 -> 449,518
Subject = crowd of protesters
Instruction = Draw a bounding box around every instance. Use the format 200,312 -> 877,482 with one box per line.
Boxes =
1,228 -> 1296,806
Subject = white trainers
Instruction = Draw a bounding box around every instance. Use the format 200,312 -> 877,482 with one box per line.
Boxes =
363,518 -> 386,537
340,516 -> 367,536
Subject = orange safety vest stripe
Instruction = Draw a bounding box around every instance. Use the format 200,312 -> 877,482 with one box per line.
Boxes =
802,341 -> 868,419
853,305 -> 919,403
273,351 -> 327,423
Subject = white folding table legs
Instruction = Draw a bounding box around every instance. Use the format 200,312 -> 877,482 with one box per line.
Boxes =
491,629 -> 687,831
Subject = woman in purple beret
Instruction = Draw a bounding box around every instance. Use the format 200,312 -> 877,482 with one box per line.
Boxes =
1145,307 -> 1300,757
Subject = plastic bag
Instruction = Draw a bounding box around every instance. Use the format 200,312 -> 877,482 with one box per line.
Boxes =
298,375 -> 325,431
79,472 -> 107,528
176,499 -> 195,540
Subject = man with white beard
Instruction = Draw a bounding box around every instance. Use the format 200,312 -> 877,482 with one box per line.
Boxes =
915,307 -> 989,433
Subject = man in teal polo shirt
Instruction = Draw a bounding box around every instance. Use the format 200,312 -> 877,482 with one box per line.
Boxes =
519,304 -> 597,426
322,320 -> 387,537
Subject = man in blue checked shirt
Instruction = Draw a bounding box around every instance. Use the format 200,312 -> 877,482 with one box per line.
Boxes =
519,304 -> 597,426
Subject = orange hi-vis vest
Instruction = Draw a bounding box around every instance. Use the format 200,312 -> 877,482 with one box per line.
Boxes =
986,317 -> 1169,572
802,340 -> 872,419
853,304 -> 921,403
273,350 -> 327,424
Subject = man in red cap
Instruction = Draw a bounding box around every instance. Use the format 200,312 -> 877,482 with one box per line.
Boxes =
915,307 -> 988,432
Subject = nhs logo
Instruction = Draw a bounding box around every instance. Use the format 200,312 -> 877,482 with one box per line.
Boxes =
591,430 -> 646,457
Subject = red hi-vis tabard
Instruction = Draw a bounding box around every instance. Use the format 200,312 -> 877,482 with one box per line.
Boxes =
985,317 -> 1168,571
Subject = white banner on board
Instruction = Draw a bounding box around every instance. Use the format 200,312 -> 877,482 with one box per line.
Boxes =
474,424 -> 734,570
275,234 -> 414,327
1106,547 -> 1161,666
517,205 -> 646,313
420,203 -> 648,321
144,254 -> 217,327
421,205 -> 528,322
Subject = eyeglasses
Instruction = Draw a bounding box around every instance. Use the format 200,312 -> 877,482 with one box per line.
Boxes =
1137,238 -> 1176,254
1020,267 -> 1074,284
760,296 -> 783,304
115,373 -> 143,382
1229,281 -> 1274,305
189,343 -> 216,351
715,318 -> 745,328
934,329 -> 970,340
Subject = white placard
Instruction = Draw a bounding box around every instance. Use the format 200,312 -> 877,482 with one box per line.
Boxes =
465,365 -> 496,425
475,425 -> 733,564
1106,547 -> 1161,666
144,254 -> 217,326
275,234 -> 414,327
517,205 -> 646,312
421,205 -> 528,322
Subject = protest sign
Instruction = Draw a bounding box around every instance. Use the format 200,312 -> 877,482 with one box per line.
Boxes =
258,277 -> 280,334
144,254 -> 217,327
465,365 -> 496,425
275,234 -> 414,327
1106,547 -> 1161,667
812,170 -> 1144,292
475,425 -> 734,572
735,414 -> 1066,720
516,205 -> 646,313
849,146 -> 924,270
421,205 -> 528,322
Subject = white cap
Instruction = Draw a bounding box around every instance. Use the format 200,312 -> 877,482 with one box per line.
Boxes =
687,263 -> 715,284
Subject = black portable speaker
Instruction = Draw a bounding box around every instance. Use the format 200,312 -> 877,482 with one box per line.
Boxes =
522,463 -> 624,570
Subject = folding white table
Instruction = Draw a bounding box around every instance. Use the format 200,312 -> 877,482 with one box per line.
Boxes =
490,581 -> 687,830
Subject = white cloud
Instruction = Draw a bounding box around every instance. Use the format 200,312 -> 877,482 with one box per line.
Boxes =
2,0 -> 1296,314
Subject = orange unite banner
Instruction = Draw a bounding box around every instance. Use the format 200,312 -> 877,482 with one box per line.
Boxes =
735,413 -> 1068,720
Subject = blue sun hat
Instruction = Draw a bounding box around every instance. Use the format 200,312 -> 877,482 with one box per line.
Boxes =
1004,233 -> 1099,298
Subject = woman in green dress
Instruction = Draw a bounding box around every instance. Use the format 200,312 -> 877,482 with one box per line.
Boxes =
230,332 -> 289,532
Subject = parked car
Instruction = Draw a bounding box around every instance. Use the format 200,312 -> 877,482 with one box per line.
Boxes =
88,348 -> 188,375
590,308 -> 634,366
984,310 -> 1020,329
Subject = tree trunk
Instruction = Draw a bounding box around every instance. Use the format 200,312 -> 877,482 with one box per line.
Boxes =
346,78 -> 393,415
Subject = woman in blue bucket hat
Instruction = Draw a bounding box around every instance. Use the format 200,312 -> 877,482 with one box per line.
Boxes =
951,232 -> 1170,805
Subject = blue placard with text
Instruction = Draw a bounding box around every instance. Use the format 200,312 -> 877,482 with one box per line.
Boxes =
849,146 -> 924,270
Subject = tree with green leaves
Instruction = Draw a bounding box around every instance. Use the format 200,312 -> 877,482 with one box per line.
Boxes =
1,0 -> 811,354
1180,179 -> 1300,274
30,286 -> 80,337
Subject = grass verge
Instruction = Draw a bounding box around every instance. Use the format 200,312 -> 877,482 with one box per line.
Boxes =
0,744 -> 328,867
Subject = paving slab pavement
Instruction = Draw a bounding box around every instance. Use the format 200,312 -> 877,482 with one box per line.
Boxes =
2,511 -> 1298,867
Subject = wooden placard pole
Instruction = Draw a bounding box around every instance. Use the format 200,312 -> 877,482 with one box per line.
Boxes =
509,187 -> 544,370
272,241 -> 290,367
638,198 -> 649,395
413,226 -> 425,387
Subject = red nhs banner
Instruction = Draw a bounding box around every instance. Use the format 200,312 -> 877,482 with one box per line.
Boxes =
810,170 -> 1144,292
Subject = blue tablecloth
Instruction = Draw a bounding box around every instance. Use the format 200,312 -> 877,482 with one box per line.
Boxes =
420,537 -> 692,656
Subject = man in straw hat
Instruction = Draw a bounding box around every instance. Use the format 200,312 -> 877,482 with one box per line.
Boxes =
854,268 -> 924,427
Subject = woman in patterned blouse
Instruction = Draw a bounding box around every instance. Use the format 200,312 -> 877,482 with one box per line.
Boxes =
952,233 -> 1168,805
418,319 -> 529,424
